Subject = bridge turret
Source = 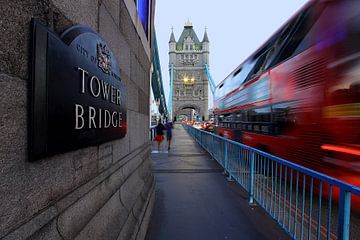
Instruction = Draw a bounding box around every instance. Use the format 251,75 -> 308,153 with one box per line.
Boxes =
202,28 -> 209,65
169,29 -> 176,65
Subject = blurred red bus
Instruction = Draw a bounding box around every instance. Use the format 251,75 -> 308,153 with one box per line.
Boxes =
213,0 -> 360,188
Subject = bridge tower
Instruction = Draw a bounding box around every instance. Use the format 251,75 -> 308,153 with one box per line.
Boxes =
169,20 -> 209,122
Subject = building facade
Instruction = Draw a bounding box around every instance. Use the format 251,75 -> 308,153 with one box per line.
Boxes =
169,20 -> 209,122
0,0 -> 155,239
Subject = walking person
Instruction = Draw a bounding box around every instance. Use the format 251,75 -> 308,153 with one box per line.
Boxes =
165,121 -> 174,150
154,120 -> 165,151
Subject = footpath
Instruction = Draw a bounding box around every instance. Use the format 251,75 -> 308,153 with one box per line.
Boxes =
146,124 -> 290,240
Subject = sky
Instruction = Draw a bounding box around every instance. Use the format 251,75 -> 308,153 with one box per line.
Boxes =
154,0 -> 309,108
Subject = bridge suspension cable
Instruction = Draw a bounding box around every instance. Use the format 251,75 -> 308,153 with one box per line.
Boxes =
205,64 -> 216,95
168,64 -> 174,120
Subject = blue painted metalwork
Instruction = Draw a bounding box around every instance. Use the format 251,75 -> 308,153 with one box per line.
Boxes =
182,124 -> 360,240
300,175 -> 306,240
249,152 -> 255,204
168,64 -> 174,120
151,33 -> 168,117
283,166 -> 287,228
317,182 -> 323,240
205,64 -> 216,95
288,169 -> 293,231
308,177 -> 313,240
338,190 -> 351,240
327,186 -> 332,240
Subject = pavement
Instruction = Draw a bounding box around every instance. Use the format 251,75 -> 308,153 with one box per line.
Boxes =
145,124 -> 290,240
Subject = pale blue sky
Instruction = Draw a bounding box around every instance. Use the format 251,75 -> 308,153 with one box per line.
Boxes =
154,0 -> 308,107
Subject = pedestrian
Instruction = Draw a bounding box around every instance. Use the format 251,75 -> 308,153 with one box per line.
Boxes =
165,121 -> 173,150
154,120 -> 165,151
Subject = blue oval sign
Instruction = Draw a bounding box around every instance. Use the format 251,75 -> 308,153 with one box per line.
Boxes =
30,20 -> 127,161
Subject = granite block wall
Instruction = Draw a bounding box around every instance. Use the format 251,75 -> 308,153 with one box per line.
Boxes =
0,0 -> 154,239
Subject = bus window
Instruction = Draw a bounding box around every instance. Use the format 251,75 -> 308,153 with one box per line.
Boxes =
245,28 -> 287,81
302,0 -> 360,58
272,3 -> 325,65
235,110 -> 247,122
216,83 -> 225,100
224,114 -> 233,122
247,53 -> 268,81
272,102 -> 296,134
259,15 -> 300,71
223,67 -> 244,94
248,107 -> 271,123
223,60 -> 257,95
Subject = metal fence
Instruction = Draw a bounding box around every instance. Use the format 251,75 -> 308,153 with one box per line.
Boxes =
183,124 -> 360,240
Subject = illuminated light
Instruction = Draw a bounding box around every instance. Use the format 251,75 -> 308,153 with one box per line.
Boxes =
183,76 -> 195,86
323,103 -> 360,118
321,144 -> 360,156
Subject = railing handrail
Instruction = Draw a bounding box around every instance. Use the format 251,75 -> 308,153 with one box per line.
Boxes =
184,124 -> 360,196
183,123 -> 359,240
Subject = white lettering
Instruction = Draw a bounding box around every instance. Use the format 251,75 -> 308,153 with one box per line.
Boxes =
111,112 -> 118,127
99,108 -> 102,128
116,89 -> 121,105
89,106 -> 96,128
75,104 -> 84,129
118,112 -> 122,127
104,109 -> 111,128
110,86 -> 116,103
77,67 -> 88,94
90,76 -> 101,97
101,81 -> 110,100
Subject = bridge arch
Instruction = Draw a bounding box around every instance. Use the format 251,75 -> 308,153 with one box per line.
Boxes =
174,103 -> 205,122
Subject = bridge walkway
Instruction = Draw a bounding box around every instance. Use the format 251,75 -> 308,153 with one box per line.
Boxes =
145,124 -> 290,240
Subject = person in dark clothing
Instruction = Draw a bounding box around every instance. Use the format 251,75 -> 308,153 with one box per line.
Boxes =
154,121 -> 165,151
165,121 -> 173,150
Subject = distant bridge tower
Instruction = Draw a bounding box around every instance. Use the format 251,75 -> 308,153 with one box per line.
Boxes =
168,20 -> 210,122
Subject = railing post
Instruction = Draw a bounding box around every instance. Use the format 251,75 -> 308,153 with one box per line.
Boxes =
211,135 -> 214,159
249,151 -> 255,204
338,189 -> 351,240
224,143 -> 232,181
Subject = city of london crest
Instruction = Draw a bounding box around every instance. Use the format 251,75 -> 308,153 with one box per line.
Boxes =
97,43 -> 111,74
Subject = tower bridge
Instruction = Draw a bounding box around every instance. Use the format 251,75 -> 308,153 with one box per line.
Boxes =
168,20 -> 215,122
3,1 -> 360,239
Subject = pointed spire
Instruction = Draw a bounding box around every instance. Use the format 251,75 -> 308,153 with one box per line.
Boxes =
202,27 -> 209,42
169,27 -> 176,43
184,19 -> 192,28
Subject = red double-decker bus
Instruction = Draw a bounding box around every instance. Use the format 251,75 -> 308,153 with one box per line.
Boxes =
213,0 -> 360,186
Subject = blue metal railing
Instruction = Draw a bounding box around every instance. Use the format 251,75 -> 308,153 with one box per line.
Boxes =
183,124 -> 360,240
205,64 -> 216,95
151,33 -> 168,117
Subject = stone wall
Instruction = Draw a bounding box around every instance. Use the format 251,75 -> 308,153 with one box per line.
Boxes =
0,0 -> 154,239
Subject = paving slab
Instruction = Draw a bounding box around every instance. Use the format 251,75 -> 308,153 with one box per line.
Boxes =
146,124 -> 290,240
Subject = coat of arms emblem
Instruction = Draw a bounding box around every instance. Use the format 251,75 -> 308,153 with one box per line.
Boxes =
97,43 -> 111,74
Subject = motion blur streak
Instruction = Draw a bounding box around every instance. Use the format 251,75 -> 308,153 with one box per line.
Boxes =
321,144 -> 360,156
